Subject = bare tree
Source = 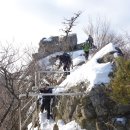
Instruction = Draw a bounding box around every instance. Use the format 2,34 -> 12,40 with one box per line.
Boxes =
84,17 -> 126,50
0,44 -> 36,130
0,44 -> 21,130
61,11 -> 82,39
61,11 -> 82,52
121,32 -> 130,59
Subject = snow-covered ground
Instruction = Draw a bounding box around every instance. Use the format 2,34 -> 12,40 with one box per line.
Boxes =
28,111 -> 84,130
28,43 -> 118,130
54,43 -> 115,93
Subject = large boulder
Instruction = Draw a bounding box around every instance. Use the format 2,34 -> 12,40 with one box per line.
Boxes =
38,36 -> 60,55
33,34 -> 78,60
52,46 -> 130,130
59,33 -> 77,51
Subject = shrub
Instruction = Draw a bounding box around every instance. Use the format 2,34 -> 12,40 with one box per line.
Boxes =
110,57 -> 130,104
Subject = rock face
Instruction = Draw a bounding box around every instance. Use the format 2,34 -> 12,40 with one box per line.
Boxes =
59,34 -> 77,51
53,84 -> 130,130
33,34 -> 77,60
52,48 -> 130,130
38,36 -> 60,54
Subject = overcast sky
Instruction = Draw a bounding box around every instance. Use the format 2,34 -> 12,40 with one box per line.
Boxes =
0,0 -> 130,48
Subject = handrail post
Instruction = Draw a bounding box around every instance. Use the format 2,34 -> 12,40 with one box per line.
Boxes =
19,100 -> 22,130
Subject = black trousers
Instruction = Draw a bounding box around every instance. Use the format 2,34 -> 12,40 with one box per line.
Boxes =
84,51 -> 89,60
63,64 -> 70,76
41,102 -> 51,119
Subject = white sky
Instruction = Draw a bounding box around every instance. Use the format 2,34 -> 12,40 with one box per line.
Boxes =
0,0 -> 130,49
28,43 -> 117,130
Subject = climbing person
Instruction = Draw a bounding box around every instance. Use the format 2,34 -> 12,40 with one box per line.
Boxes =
82,41 -> 91,60
86,35 -> 94,48
56,52 -> 72,76
39,84 -> 54,120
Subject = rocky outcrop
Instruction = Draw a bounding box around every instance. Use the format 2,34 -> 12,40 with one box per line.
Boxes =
53,83 -> 130,130
38,36 -> 60,54
33,34 -> 77,60
52,48 -> 130,130
59,34 -> 77,51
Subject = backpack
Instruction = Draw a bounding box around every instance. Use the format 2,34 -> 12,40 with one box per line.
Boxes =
83,42 -> 91,52
62,53 -> 72,64
63,52 -> 69,57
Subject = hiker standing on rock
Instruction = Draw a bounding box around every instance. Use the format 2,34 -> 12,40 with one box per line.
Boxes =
39,84 -> 54,119
56,52 -> 72,76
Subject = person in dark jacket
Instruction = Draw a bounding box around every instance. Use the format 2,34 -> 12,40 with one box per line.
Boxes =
56,53 -> 72,76
39,84 -> 54,119
87,35 -> 93,48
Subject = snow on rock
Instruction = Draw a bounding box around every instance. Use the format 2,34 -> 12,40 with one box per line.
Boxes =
39,112 -> 55,130
28,43 -> 122,130
34,111 -> 84,130
54,43 -> 116,92
28,123 -> 38,130
58,120 -> 85,130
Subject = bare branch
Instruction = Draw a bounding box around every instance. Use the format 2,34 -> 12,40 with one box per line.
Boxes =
61,11 -> 82,40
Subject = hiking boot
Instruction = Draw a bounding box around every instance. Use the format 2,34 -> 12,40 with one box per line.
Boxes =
40,109 -> 43,113
63,72 -> 67,76
67,72 -> 70,75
